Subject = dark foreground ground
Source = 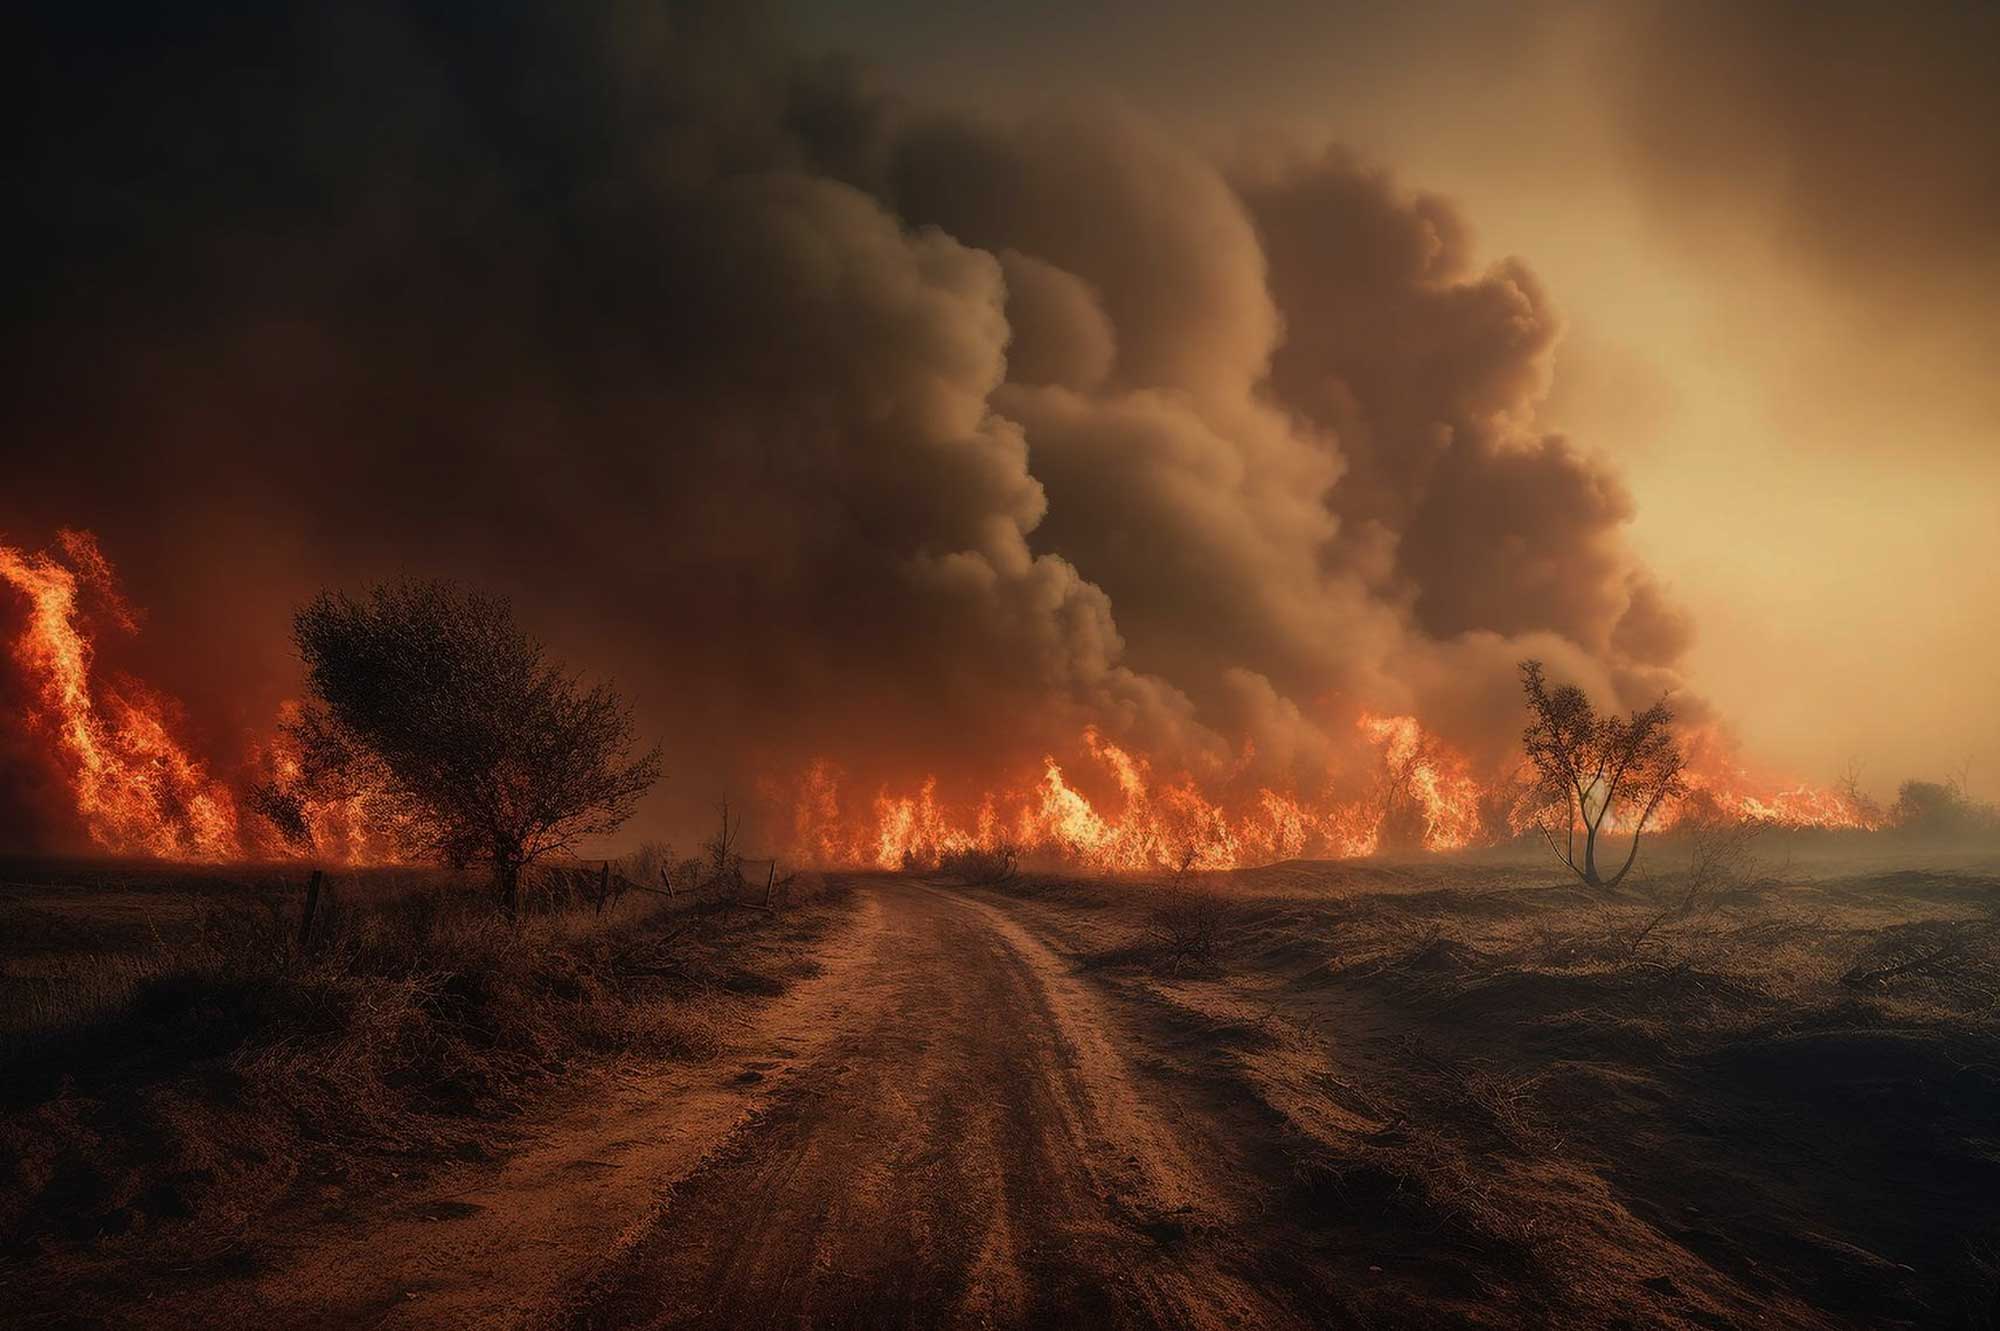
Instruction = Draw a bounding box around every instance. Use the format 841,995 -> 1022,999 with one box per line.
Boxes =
3,847 -> 1997,1328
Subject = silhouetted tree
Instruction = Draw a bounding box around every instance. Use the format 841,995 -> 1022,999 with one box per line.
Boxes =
259,580 -> 660,916
1517,660 -> 1687,891
1891,773 -> 1998,837
701,800 -> 744,895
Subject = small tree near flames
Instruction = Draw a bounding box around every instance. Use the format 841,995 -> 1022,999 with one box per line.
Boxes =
1517,659 -> 1687,891
257,580 -> 661,916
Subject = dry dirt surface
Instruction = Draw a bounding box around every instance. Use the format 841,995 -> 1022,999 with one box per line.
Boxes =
17,858 -> 1997,1329
23,875 -> 1325,1330
549,876 -> 1305,1331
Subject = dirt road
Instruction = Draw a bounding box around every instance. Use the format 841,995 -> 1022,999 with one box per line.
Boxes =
64,875 -> 1333,1330
553,877 -> 1305,1330
23,864 -> 1991,1328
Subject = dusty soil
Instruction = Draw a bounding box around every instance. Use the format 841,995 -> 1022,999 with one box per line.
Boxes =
10,856 -> 1999,1329
552,879 -> 1306,1331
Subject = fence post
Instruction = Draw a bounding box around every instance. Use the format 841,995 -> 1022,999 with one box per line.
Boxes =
763,860 -> 777,909
299,869 -> 324,950
596,861 -> 611,915
660,864 -> 675,900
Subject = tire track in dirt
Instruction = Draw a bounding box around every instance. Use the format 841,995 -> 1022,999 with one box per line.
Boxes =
101,892 -> 888,1331
552,877 -> 1305,1331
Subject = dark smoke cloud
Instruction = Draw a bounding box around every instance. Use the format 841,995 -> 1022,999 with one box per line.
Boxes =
7,0 -> 1688,847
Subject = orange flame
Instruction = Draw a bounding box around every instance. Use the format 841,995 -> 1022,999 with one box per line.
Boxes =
3,527 -> 1889,869
0,531 -> 241,859
241,701 -> 424,866
791,714 -> 1507,873
789,710 -> 1886,872
1666,725 -> 1885,831
1,530 -> 419,864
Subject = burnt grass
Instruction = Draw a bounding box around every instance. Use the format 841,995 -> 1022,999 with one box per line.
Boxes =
7,847 -> 1999,1328
0,858 -> 847,1289
968,842 -> 2000,1329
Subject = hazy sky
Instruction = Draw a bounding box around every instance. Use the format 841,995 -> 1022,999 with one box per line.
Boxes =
791,0 -> 2000,796
8,0 -> 1997,855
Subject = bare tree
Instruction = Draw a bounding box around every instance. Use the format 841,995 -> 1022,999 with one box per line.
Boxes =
1517,660 -> 1687,891
256,580 -> 660,916
702,800 -> 744,895
1835,758 -> 1884,826
1146,832 -> 1228,969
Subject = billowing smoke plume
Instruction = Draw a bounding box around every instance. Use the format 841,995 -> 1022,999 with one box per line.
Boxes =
7,1 -> 1693,851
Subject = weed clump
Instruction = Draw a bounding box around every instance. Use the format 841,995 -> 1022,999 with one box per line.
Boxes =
937,843 -> 1020,884
1145,881 -> 1229,971
0,872 -> 826,1254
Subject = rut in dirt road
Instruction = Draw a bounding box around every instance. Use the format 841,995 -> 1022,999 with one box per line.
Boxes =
556,879 -> 1302,1331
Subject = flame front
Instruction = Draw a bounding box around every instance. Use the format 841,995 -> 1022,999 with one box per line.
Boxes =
0,531 -> 241,859
790,713 -> 1887,873
2,527 -> 1891,868
792,715 -> 1505,873
0,531 -> 416,863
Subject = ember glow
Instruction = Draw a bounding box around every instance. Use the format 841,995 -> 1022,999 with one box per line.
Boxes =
0,532 -> 416,863
8,2 -> 1991,865
783,719 -> 1878,875
0,531 -> 240,860
1671,729 -> 1887,834
0,528 -> 1899,869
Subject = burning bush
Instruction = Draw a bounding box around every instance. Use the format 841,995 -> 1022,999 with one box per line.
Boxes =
937,843 -> 1021,884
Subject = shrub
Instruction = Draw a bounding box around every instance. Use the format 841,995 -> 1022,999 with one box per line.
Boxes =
0,882 -> 711,1248
1146,881 -> 1229,970
937,843 -> 1020,884
1893,778 -> 1999,837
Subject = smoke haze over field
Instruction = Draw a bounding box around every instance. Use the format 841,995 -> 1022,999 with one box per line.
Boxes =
7,0 -> 1995,851
797,0 -> 2000,794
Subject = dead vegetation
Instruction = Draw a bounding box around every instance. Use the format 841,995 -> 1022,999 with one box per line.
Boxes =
992,841 -> 2000,1327
936,842 -> 1021,884
1143,847 -> 1229,972
1144,881 -> 1229,971
0,858 -> 845,1271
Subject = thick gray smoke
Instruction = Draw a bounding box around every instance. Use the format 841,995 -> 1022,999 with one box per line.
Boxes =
6,1 -> 1691,846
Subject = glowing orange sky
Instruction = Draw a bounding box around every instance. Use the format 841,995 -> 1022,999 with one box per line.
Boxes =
801,0 -> 2000,799
9,2 -> 1994,858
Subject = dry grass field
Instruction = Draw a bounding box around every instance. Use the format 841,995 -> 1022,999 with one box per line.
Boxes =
963,835 -> 2000,1327
2,837 -> 1995,1329
0,856 -> 848,1324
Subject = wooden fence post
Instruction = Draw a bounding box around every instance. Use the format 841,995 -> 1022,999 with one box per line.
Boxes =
763,860 -> 777,909
299,869 -> 324,950
596,861 -> 611,915
659,864 -> 675,900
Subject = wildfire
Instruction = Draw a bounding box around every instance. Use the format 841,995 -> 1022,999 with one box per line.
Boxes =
0,530 -> 415,864
0,527 -> 1892,870
1667,730 -> 1885,832
242,701 -> 424,866
0,531 -> 241,859
792,714 -> 1504,874
791,714 -> 1887,873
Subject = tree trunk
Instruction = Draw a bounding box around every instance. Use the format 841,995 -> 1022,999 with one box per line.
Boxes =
1581,820 -> 1604,889
1606,825 -> 1648,889
498,861 -> 521,920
